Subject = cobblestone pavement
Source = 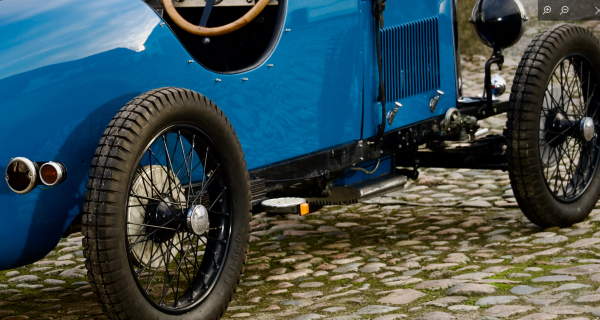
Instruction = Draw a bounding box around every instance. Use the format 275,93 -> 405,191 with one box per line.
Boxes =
8,167 -> 600,320
6,22 -> 600,320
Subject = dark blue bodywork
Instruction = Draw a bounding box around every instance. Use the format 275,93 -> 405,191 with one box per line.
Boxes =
0,0 -> 457,269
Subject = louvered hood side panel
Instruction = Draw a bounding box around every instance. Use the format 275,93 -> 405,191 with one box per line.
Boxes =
380,17 -> 440,102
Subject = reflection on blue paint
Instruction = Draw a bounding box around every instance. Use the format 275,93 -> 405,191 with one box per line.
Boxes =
0,0 -> 366,268
0,0 -> 457,269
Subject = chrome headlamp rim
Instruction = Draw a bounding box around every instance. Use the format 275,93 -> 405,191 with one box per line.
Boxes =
5,157 -> 38,194
39,161 -> 66,186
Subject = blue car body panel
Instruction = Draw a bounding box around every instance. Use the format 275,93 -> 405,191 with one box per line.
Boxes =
0,0 -> 458,269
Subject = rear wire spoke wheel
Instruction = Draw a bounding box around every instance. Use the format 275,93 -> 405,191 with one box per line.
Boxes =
507,24 -> 600,227
83,88 -> 250,320
128,125 -> 230,311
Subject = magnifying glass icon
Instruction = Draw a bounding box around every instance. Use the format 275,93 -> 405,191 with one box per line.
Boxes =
560,6 -> 569,15
543,6 -> 551,14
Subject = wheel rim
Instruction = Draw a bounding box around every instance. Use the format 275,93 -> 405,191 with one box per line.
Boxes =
539,54 -> 600,202
125,124 -> 232,313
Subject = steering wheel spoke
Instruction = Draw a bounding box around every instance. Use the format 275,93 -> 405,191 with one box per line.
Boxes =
199,0 -> 215,27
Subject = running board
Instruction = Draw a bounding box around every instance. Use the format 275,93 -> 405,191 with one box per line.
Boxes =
306,173 -> 407,206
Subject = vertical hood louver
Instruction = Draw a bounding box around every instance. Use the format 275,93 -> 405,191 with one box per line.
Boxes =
380,17 -> 441,102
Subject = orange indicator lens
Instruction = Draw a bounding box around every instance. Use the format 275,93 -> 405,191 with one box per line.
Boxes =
300,203 -> 309,215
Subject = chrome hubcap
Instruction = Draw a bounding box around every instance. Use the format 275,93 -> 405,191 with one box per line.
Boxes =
186,205 -> 210,235
580,117 -> 595,141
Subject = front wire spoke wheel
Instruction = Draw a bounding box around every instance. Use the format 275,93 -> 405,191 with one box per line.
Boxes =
507,24 -> 600,227
83,88 -> 250,320
538,55 -> 600,202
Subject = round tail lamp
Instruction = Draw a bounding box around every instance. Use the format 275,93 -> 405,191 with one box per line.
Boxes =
40,162 -> 67,186
5,157 -> 39,194
470,0 -> 528,51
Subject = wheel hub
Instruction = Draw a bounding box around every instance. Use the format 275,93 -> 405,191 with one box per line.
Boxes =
546,113 -> 596,145
146,195 -> 181,243
186,205 -> 210,236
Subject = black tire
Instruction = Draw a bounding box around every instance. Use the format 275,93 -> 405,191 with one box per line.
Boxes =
507,24 -> 600,227
82,87 -> 250,320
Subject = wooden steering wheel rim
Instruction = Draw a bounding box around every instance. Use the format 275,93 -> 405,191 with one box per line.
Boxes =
162,0 -> 271,37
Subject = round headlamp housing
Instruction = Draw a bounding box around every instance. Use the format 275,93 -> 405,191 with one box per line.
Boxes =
470,0 -> 528,51
5,157 -> 39,194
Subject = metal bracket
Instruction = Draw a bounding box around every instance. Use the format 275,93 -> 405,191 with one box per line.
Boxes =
395,158 -> 419,181
429,90 -> 444,112
483,51 -> 504,110
387,102 -> 402,125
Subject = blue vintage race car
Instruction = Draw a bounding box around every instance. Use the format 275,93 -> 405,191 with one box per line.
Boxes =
1,0 -> 599,318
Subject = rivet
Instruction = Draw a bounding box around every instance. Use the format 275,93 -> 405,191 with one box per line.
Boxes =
268,64 -> 274,68
188,60 -> 194,64
215,78 -> 221,82
242,78 -> 249,81
159,22 -> 165,27
285,28 -> 291,32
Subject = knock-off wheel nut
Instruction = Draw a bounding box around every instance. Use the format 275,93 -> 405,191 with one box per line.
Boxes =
580,117 -> 595,142
187,205 -> 210,235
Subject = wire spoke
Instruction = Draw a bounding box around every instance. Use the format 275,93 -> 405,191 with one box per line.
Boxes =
128,222 -> 178,231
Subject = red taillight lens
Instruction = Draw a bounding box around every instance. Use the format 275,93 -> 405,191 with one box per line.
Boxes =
40,164 -> 58,185
39,162 -> 66,186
